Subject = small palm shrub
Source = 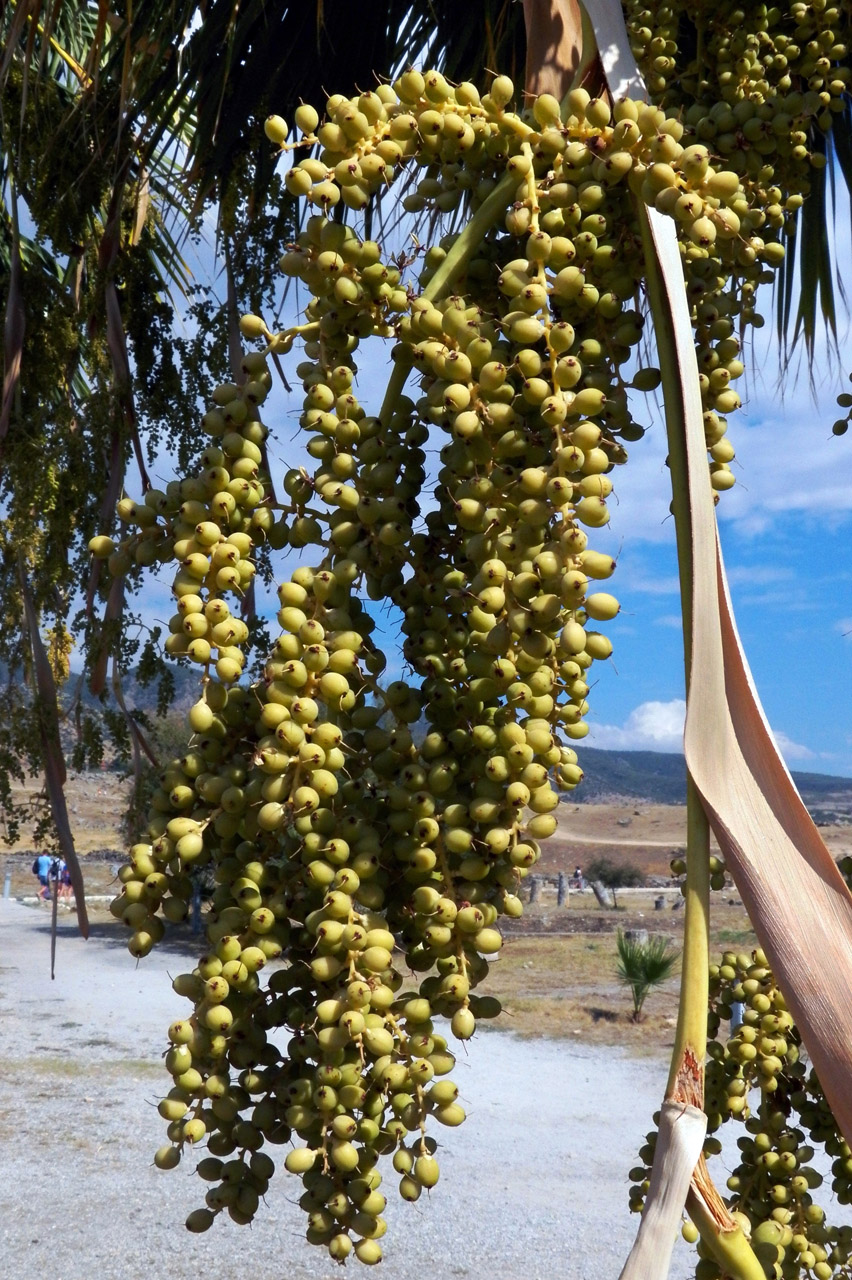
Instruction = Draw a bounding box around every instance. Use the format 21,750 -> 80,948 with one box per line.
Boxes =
616,930 -> 679,1022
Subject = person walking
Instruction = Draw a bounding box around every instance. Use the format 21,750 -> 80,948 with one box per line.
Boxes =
34,851 -> 52,902
58,858 -> 73,903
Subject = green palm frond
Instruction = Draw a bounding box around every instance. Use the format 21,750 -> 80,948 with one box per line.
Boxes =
789,132 -> 838,363
115,0 -> 526,205
777,108 -> 852,369
616,930 -> 680,1022
3,0 -> 528,280
11,14 -> 196,299
828,102 -> 852,320
1,1 -> 100,97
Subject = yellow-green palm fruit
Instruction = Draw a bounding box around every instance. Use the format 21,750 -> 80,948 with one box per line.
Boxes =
710,463 -> 736,491
239,313 -> 268,341
354,1239 -> 382,1264
489,75 -> 515,109
585,592 -> 620,621
451,1007 -> 475,1039
285,1147 -> 318,1175
584,631 -> 613,660
154,1145 -> 181,1170
328,1234 -> 352,1261
264,115 -> 288,145
294,102 -> 319,135
574,497 -> 610,527
578,549 -> 616,579
414,1155 -> 440,1188
186,1208 -> 215,1233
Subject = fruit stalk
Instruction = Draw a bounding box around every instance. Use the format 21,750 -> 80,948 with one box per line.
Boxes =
635,201 -> 709,1102
420,169 -> 520,303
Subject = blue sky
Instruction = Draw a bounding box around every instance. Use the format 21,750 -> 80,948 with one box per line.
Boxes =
575,330 -> 852,776
142,203 -> 852,779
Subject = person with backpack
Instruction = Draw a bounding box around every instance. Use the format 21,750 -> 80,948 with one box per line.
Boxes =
58,857 -> 73,903
32,851 -> 52,902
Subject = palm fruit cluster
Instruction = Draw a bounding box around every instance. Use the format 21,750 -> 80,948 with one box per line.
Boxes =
108,495 -> 471,1261
832,377 -> 852,435
273,64 -> 830,485
625,0 -> 852,458
92,28 -> 852,1262
629,930 -> 852,1279
627,0 -> 849,135
625,0 -> 848,215
88,351 -> 274,684
670,851 -> 729,893
98,217 -> 605,1260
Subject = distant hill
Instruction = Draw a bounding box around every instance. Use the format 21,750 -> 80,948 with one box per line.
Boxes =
572,747 -> 852,820
116,663 -> 200,715
50,662 -> 852,821
70,661 -> 208,718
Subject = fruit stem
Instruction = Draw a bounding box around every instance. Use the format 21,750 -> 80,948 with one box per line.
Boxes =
265,320 -> 319,357
666,776 -> 709,1101
378,353 -> 413,428
422,168 -> 520,304
686,1184 -> 768,1280
636,202 -> 710,1098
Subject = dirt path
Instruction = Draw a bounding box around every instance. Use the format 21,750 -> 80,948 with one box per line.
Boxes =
0,896 -> 713,1280
555,831 -> 683,848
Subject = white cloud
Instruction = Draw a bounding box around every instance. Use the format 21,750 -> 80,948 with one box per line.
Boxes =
653,614 -> 683,629
587,699 -> 686,752
712,334 -> 852,537
772,730 -> 815,762
586,700 -> 817,766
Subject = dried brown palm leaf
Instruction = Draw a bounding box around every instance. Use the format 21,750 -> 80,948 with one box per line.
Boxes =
583,0 -> 852,1275
619,1101 -> 707,1280
638,166 -> 852,1152
130,168 -> 150,247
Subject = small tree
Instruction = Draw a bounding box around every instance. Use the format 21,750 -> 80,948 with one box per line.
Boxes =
585,856 -> 645,909
616,930 -> 679,1023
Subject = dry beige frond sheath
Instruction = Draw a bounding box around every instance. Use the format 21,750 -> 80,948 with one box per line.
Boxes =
618,1101 -> 707,1280
584,0 -> 852,1276
586,0 -> 852,1151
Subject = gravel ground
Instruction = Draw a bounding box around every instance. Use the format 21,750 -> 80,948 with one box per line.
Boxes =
0,898 -> 703,1280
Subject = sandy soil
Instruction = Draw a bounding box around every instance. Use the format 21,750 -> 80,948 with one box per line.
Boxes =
0,896 -> 708,1280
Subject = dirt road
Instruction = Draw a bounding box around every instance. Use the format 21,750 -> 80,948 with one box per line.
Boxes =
0,896 -> 711,1280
